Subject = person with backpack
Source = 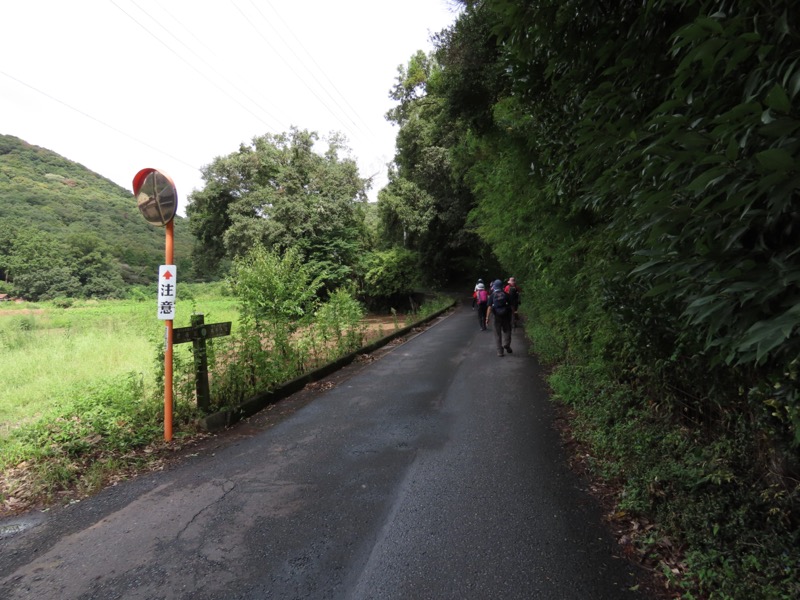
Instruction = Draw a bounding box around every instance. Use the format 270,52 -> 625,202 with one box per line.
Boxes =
473,282 -> 489,330
504,276 -> 521,328
485,279 -> 513,356
472,278 -> 484,309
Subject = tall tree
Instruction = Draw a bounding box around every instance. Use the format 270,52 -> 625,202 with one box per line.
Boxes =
3,228 -> 81,299
383,48 -> 484,284
187,128 -> 369,288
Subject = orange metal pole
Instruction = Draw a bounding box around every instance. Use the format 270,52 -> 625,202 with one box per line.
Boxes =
164,219 -> 174,442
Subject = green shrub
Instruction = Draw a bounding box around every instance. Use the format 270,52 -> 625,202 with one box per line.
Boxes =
51,297 -> 74,309
0,374 -> 198,503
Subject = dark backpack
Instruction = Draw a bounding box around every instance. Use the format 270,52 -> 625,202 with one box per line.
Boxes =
491,290 -> 509,315
507,285 -> 519,307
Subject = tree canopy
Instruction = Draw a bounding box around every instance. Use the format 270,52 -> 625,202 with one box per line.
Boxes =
186,128 -> 370,290
378,44 -> 497,285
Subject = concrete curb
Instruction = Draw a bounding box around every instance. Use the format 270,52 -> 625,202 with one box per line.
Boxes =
197,300 -> 457,432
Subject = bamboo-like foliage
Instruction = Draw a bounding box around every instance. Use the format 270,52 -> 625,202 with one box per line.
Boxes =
441,0 -> 800,437
394,0 -> 800,594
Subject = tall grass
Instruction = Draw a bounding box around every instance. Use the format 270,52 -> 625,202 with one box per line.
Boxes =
0,282 -> 447,511
0,289 -> 240,508
0,294 -> 239,436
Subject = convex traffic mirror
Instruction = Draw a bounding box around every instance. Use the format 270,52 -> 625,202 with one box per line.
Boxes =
133,168 -> 178,226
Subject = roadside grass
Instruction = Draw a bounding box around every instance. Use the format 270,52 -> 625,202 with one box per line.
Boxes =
0,374 -> 201,512
0,289 -> 452,515
0,290 -> 240,511
0,294 -> 239,437
0,316 -> 154,434
544,356 -> 800,599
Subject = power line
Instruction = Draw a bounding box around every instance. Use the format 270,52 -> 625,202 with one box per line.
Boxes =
126,0 -> 289,131
248,0 -> 378,140
261,0 -> 383,141
235,0 -> 390,183
110,0 -> 283,135
229,0 -> 372,150
0,69 -> 200,172
119,0 -> 393,187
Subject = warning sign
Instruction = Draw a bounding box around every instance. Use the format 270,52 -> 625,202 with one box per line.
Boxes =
157,265 -> 176,320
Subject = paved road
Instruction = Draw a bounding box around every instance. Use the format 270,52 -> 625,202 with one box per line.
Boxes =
0,303 -> 649,599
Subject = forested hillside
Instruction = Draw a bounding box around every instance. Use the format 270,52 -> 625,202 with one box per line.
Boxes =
0,134 -> 193,299
382,1 -> 799,597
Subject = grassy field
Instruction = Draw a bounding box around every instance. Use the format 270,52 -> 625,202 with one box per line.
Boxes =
0,289 -> 240,437
0,290 -> 452,513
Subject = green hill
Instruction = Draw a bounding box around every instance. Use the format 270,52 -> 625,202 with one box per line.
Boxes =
0,134 -> 194,299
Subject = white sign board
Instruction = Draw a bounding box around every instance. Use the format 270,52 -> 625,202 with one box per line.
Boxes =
157,265 -> 176,320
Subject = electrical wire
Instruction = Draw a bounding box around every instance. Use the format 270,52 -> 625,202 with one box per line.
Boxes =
110,0 -> 283,134
238,0 -> 391,182
0,69 -> 200,172
229,0 -> 372,151
248,0 -> 377,140
126,0 -> 289,131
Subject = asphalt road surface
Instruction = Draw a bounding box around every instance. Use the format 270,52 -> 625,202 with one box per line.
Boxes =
0,303 -> 650,600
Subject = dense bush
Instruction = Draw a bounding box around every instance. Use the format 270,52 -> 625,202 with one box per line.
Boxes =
358,247 -> 421,309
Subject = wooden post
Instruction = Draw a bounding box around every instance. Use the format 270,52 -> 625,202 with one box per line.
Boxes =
173,317 -> 231,412
190,313 -> 211,411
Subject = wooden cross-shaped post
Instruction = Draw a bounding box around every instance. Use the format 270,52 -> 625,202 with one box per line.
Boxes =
173,314 -> 231,411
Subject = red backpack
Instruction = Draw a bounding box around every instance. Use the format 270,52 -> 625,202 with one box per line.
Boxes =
475,289 -> 488,304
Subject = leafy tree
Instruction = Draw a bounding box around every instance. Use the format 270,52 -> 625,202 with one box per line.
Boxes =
2,228 -> 80,300
229,244 -> 324,330
383,49 -> 483,284
359,247 -> 420,307
228,244 -> 325,378
16,266 -> 82,300
385,50 -> 439,126
187,128 -> 369,290
376,168 -> 436,248
63,233 -> 126,298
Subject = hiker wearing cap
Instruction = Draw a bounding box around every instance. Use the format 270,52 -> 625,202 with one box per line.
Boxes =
473,282 -> 489,330
504,277 -> 521,328
485,279 -> 513,356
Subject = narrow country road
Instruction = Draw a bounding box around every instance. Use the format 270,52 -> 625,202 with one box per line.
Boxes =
0,302 -> 650,600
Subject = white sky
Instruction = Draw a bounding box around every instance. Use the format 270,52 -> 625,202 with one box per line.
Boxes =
0,0 -> 460,211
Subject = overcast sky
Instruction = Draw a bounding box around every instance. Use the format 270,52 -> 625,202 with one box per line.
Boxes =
0,0 -> 460,211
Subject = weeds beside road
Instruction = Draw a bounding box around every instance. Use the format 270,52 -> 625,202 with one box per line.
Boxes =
0,294 -> 453,517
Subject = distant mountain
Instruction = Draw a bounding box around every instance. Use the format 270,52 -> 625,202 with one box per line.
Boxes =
0,134 -> 194,298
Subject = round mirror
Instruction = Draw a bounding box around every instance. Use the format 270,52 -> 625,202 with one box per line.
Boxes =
133,168 -> 178,226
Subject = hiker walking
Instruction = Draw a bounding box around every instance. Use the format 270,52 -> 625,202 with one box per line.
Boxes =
504,277 -> 521,328
486,279 -> 513,356
473,282 -> 489,330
